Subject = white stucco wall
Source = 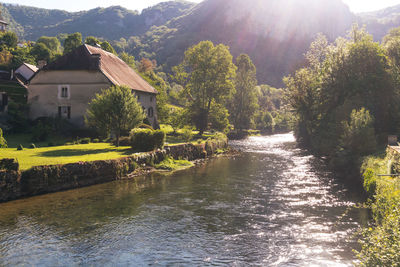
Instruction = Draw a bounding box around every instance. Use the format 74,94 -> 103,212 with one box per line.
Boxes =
28,70 -> 158,127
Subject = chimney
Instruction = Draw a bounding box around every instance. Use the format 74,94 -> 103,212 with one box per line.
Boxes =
37,60 -> 47,69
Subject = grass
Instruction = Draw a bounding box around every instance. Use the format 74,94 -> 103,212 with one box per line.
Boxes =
155,156 -> 193,171
0,143 -> 134,170
5,133 -> 69,148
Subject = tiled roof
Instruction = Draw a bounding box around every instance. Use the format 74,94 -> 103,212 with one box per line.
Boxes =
44,44 -> 157,94
85,45 -> 157,94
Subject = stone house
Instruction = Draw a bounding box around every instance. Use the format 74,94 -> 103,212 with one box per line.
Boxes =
28,44 -> 158,128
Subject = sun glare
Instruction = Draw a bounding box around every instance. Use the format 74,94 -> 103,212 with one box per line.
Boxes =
342,0 -> 400,13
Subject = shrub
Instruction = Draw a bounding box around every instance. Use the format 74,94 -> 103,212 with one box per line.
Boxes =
92,138 -> 100,143
137,123 -> 154,130
17,144 -> 23,150
29,143 -> 36,149
113,136 -> 130,146
181,127 -> 193,142
31,121 -> 52,142
0,128 -> 7,148
79,137 -> 91,144
130,128 -> 165,152
47,142 -> 54,147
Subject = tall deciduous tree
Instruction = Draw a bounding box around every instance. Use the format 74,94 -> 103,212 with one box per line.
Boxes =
63,32 -> 82,54
174,41 -> 236,134
37,36 -> 61,54
85,85 -> 145,146
229,54 -> 258,130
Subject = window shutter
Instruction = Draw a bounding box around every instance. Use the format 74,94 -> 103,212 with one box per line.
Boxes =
67,106 -> 71,119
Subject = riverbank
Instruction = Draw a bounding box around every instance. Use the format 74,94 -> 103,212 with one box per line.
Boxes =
357,146 -> 400,265
0,135 -> 229,203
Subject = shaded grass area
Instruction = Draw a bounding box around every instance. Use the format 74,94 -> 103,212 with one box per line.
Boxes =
0,143 -> 133,170
5,133 -> 69,148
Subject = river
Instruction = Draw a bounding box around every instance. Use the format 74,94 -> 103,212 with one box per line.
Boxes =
0,133 -> 368,266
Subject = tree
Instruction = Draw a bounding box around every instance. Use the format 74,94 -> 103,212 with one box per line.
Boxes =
0,128 -> 7,148
229,54 -> 258,130
174,41 -> 236,134
138,58 -> 155,73
85,85 -> 145,146
100,41 -> 116,54
37,36 -> 61,54
120,52 -> 135,68
0,32 -> 18,48
31,43 -> 51,62
63,32 -> 82,54
85,36 -> 100,46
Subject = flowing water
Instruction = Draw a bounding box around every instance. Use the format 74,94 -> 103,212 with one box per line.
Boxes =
0,133 -> 368,266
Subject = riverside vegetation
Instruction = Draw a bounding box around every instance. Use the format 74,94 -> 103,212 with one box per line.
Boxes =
286,24 -> 400,265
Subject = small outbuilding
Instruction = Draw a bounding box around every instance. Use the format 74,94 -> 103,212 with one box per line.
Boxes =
28,44 -> 158,128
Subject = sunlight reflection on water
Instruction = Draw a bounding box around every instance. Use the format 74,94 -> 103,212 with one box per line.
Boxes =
0,133 -> 366,266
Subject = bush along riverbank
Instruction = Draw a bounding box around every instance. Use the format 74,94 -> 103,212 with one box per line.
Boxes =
357,146 -> 400,266
0,135 -> 228,203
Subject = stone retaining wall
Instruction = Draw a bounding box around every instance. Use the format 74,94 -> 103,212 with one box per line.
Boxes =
0,137 -> 227,203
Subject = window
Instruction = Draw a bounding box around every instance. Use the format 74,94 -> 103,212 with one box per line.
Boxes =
58,106 -> 71,119
148,107 -> 154,118
58,85 -> 70,99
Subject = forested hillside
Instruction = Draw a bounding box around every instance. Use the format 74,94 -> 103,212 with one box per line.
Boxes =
0,1 -> 195,40
1,0 -> 400,86
359,4 -> 400,41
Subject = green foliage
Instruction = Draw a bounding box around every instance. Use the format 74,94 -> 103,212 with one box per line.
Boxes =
173,41 -> 236,134
0,128 -> 7,148
129,128 -> 165,152
100,41 -> 116,54
358,155 -> 400,266
181,126 -> 193,142
31,121 -> 52,142
209,103 -> 230,133
155,156 -> 193,171
363,168 -> 377,196
339,108 -> 377,158
286,25 -> 397,161
0,31 -> 18,48
256,111 -> 275,133
31,42 -> 51,62
78,137 -> 91,144
37,36 -> 61,53
85,85 -> 145,147
29,143 -> 36,149
229,54 -> 258,130
63,32 -> 82,54
85,36 -> 100,46
17,144 -> 23,150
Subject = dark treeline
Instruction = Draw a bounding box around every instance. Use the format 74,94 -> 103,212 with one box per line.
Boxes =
285,25 -> 400,172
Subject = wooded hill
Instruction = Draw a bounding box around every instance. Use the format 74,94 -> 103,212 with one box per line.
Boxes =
1,0 -> 399,86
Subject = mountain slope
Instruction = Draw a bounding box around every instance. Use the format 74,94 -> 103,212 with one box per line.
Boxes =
359,4 -> 400,41
139,0 -> 354,86
0,1 -> 195,40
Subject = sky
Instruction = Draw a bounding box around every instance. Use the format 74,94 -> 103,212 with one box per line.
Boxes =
1,0 -> 400,13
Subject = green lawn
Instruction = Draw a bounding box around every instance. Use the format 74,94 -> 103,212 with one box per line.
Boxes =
5,133 -> 69,148
1,143 -> 134,170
